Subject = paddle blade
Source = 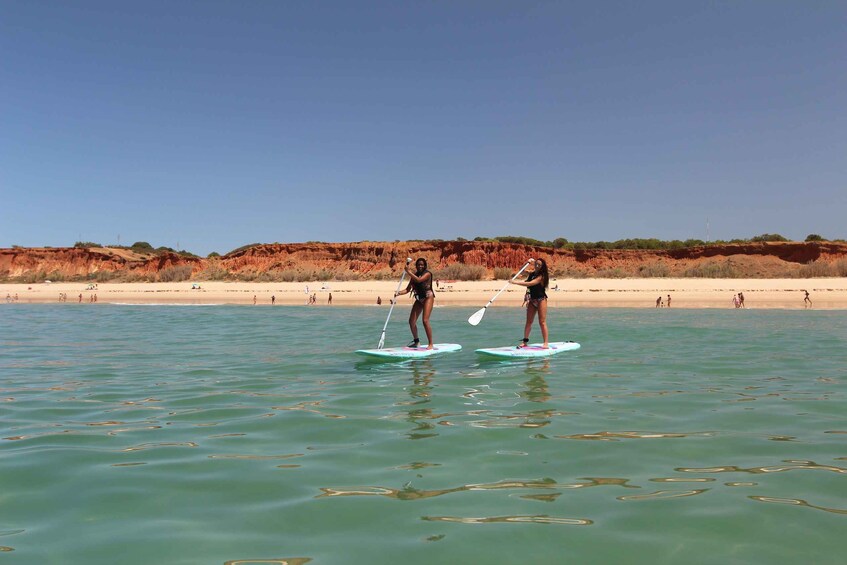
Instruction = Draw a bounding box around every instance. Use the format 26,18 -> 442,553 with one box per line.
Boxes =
468,307 -> 486,326
377,331 -> 386,350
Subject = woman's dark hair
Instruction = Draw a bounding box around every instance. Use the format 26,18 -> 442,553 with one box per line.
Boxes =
535,258 -> 549,288
416,257 -> 428,270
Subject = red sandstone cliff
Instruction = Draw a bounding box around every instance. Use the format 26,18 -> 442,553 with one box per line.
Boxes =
1,241 -> 846,281
0,247 -> 203,280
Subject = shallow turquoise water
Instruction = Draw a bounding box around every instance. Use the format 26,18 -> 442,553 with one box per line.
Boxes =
1,305 -> 846,564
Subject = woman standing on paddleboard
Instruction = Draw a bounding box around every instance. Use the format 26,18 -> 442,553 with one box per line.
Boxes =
510,258 -> 550,348
395,258 -> 435,349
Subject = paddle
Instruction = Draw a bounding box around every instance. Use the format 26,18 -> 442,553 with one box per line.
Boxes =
378,257 -> 413,349
468,258 -> 534,326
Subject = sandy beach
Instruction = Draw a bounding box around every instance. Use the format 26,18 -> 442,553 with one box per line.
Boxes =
3,278 -> 845,309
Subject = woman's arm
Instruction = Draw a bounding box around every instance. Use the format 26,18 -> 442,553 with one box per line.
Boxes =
511,277 -> 541,288
404,269 -> 431,284
396,281 -> 413,296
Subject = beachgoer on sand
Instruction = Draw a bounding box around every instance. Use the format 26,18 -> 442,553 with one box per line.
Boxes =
804,290 -> 812,308
738,292 -> 745,308
732,294 -> 739,308
395,258 -> 435,350
656,296 -> 662,308
510,258 -> 550,348
667,294 -> 672,308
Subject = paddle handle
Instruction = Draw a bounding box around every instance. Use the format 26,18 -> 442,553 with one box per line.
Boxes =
378,258 -> 413,348
482,258 -> 534,309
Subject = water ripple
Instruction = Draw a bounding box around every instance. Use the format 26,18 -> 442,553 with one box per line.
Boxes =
422,515 -> 593,526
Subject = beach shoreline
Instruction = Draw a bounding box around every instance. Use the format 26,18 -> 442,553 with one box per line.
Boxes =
2,278 -> 845,309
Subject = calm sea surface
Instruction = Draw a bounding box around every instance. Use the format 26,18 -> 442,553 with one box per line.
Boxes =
1,305 -> 845,564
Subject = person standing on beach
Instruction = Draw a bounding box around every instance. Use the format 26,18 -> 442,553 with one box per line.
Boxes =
732,294 -> 739,308
328,293 -> 332,305
395,258 -> 435,349
377,296 -> 382,305
667,294 -> 672,308
738,292 -> 745,308
510,258 -> 550,348
804,290 -> 812,308
253,295 -> 257,305
271,295 -> 275,305
656,296 -> 662,308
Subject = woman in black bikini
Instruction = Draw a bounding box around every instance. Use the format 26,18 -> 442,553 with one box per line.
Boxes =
395,258 -> 435,349
510,258 -> 550,348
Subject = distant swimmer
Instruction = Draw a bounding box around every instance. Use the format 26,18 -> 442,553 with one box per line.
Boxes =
510,258 -> 550,348
395,257 -> 435,349
804,290 -> 812,308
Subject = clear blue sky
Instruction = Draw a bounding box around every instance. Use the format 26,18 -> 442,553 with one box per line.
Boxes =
2,1 -> 845,256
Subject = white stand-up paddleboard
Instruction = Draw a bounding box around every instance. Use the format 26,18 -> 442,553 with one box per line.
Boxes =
356,343 -> 462,359
475,341 -> 580,359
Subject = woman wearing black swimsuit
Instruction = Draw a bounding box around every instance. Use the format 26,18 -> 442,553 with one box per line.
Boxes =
510,258 -> 550,348
395,257 -> 435,349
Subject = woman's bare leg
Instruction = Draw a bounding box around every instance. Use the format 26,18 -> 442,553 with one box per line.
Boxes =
537,299 -> 549,347
524,302 -> 537,342
408,301 -> 422,342
421,297 -> 434,349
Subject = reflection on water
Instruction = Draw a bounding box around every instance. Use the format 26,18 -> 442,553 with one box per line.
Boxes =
224,559 -> 312,565
749,496 -> 847,515
557,431 -> 714,440
318,476 -> 640,500
404,361 -> 438,440
617,489 -> 710,501
422,514 -> 593,526
676,460 -> 847,475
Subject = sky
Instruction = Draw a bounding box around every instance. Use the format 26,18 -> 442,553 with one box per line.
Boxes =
1,1 -> 845,256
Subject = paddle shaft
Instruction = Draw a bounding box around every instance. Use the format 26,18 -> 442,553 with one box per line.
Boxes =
378,259 -> 412,348
483,259 -> 534,309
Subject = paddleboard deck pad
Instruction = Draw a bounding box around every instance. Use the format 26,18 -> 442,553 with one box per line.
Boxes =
475,341 -> 580,358
356,343 -> 462,359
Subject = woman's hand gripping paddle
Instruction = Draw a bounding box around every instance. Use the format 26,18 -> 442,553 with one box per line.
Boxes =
468,258 -> 534,326
378,257 -> 413,349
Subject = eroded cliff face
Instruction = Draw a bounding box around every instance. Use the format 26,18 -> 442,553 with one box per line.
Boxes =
0,247 -> 203,279
219,241 -> 541,273
1,241 -> 845,280
219,241 -> 847,277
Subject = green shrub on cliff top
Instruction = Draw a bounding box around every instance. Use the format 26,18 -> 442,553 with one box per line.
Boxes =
750,233 -> 788,242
